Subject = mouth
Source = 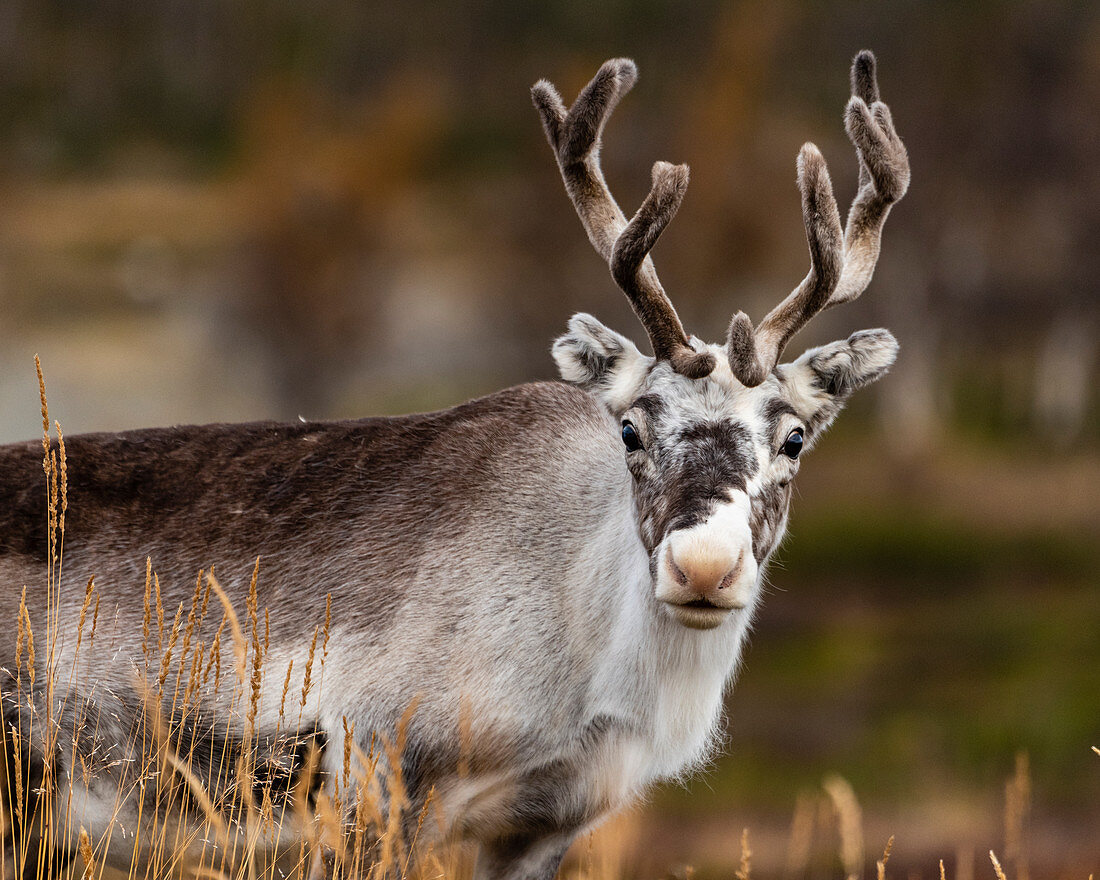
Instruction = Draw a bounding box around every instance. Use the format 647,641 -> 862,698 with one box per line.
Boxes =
663,598 -> 732,630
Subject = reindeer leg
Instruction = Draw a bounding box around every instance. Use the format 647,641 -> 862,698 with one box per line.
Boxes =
475,832 -> 575,880
306,845 -> 337,880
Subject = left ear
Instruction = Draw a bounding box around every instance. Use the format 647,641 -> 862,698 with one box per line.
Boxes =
778,328 -> 898,434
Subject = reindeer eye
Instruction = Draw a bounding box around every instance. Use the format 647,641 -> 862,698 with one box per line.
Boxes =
621,422 -> 643,452
781,428 -> 804,459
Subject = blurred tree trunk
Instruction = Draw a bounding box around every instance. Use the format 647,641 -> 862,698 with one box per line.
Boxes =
1032,310 -> 1097,445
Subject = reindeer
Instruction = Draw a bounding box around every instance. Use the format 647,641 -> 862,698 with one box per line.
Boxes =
0,52 -> 908,880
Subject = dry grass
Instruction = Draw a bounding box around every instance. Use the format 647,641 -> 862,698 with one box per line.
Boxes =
1,372 -> 1094,880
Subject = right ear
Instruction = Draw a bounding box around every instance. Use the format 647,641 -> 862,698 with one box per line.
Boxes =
552,313 -> 652,413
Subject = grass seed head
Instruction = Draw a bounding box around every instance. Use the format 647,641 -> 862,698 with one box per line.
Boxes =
35,354 -> 49,464
301,626 -> 319,709
78,825 -> 95,878
322,593 -> 332,663
25,601 -> 36,687
142,557 -> 152,665
824,774 -> 863,880
75,575 -> 95,653
55,420 -> 67,536
90,592 -> 101,642
157,601 -> 184,693
735,827 -> 752,880
877,834 -> 895,880
989,850 -> 1008,880
16,586 -> 26,676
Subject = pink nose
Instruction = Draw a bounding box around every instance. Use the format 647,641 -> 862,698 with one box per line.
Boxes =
667,546 -> 746,599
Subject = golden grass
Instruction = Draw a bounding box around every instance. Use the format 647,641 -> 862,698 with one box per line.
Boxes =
2,368 -> 1094,880
875,835 -> 893,880
735,828 -> 751,880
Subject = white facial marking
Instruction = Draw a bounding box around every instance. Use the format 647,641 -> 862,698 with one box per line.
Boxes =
654,491 -> 759,630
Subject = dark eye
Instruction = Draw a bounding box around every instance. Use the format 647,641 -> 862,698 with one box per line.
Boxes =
621,422 -> 643,452
781,428 -> 804,459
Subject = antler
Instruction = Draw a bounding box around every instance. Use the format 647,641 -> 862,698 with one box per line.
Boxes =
727,50 -> 910,387
533,59 -> 716,379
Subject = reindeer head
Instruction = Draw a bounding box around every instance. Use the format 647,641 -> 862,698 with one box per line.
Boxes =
535,53 -> 909,630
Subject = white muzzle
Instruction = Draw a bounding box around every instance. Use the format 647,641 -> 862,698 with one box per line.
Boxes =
654,492 -> 759,630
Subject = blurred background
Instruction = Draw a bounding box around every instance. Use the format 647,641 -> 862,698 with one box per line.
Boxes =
0,0 -> 1096,875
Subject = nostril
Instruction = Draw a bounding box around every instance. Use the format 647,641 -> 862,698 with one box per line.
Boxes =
717,550 -> 745,590
667,545 -> 744,595
667,553 -> 690,587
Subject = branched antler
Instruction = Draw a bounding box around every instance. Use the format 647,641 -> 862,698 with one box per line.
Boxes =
533,59 -> 715,379
727,145 -> 844,387
727,50 -> 909,387
831,50 -> 910,304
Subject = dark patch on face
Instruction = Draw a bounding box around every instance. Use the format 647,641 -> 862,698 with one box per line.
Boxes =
666,420 -> 758,528
632,419 -> 759,549
749,480 -> 792,563
760,397 -> 801,441
630,394 -> 666,420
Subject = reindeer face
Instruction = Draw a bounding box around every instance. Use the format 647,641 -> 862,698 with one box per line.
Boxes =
554,314 -> 897,630
538,52 -> 907,630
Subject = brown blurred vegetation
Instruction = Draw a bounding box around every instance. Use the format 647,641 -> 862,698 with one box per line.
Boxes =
0,0 -> 1096,874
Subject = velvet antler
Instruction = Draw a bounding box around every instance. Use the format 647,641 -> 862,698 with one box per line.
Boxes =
533,59 -> 715,379
727,50 -> 910,387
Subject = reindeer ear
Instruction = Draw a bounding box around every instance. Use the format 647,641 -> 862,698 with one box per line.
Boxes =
553,313 -> 652,411
779,329 -> 898,433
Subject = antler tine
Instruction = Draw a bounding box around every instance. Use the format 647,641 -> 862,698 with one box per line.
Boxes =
612,162 -> 716,378
727,145 -> 844,387
533,60 -> 715,379
726,50 -> 908,387
826,50 -> 910,307
532,58 -> 635,261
